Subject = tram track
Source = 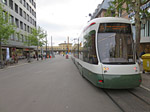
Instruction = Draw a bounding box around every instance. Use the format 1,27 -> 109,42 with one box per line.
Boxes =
128,88 -> 150,105
103,87 -> 150,112
103,89 -> 125,112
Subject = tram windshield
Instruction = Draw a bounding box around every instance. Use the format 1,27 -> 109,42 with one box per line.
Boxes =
97,23 -> 135,64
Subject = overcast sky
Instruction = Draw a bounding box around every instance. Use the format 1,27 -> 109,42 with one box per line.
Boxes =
36,0 -> 103,46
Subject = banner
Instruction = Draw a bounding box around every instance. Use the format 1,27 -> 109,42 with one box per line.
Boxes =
6,48 -> 10,60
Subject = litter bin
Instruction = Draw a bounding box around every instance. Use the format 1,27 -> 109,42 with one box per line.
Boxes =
142,54 -> 150,73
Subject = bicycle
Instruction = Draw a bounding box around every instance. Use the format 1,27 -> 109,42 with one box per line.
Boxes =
0,61 -> 5,69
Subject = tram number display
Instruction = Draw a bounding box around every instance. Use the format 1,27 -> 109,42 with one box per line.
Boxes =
99,23 -> 131,34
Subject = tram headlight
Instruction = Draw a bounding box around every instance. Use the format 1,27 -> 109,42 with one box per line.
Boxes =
103,67 -> 109,73
103,67 -> 109,70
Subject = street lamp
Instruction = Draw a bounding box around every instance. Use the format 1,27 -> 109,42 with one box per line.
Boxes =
64,41 -> 67,54
73,38 -> 79,58
46,34 -> 47,59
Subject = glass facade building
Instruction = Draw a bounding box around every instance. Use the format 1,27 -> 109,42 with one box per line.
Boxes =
0,0 -> 36,60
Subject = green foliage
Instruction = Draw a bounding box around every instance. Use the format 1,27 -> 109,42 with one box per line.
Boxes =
25,26 -> 47,47
106,0 -> 149,18
106,0 -> 127,17
0,3 -> 15,43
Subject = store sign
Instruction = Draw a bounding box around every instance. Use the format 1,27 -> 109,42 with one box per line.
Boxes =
128,1 -> 150,18
140,1 -> 150,11
128,12 -> 135,18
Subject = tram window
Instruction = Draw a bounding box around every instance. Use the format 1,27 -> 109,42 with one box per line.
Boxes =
83,30 -> 98,64
99,23 -> 131,34
97,33 -> 135,64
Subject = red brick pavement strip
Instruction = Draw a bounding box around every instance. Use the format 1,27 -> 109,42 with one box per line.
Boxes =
140,73 -> 150,92
140,63 -> 150,92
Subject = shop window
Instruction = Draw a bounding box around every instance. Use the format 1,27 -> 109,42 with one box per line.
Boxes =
9,0 -> 13,9
25,36 -> 28,42
19,8 -> 22,16
15,4 -> 18,13
32,9 -> 34,16
21,34 -> 24,42
9,15 -> 14,24
34,2 -> 36,9
23,35 -> 26,42
2,11 -> 7,21
34,12 -> 36,17
15,33 -> 19,41
15,18 -> 19,28
10,34 -> 14,40
29,6 -> 31,13
23,0 -> 26,7
29,27 -> 31,33
24,23 -> 26,31
27,3 -> 29,11
32,19 -> 34,25
30,17 -> 32,23
34,21 -> 36,27
27,26 -> 29,32
27,14 -> 29,21
20,21 -> 23,30
24,11 -> 26,19
31,0 -> 33,5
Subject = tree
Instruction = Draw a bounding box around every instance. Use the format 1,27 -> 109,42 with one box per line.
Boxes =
28,26 -> 47,61
106,0 -> 149,58
0,3 -> 15,66
23,32 -> 34,62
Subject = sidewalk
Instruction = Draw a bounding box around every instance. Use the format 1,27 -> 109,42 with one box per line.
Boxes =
141,72 -> 150,91
139,62 -> 150,91
15,58 -> 50,65
3,58 -> 46,69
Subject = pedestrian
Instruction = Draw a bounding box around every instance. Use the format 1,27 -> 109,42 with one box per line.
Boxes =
140,51 -> 145,57
33,54 -> 36,59
45,54 -> 47,59
41,54 -> 43,60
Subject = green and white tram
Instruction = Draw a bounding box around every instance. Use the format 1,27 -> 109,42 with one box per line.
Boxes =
72,17 -> 141,89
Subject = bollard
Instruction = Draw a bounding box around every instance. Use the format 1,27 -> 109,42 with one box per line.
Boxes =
66,54 -> 68,59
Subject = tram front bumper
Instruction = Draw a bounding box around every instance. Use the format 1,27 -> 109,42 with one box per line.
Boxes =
100,74 -> 141,89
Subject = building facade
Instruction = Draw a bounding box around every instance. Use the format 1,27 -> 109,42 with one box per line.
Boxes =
0,0 -> 36,60
139,1 -> 150,53
90,0 -> 113,19
42,43 -> 73,55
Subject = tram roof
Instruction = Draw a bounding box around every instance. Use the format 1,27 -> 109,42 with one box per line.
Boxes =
89,17 -> 131,24
83,17 -> 131,33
